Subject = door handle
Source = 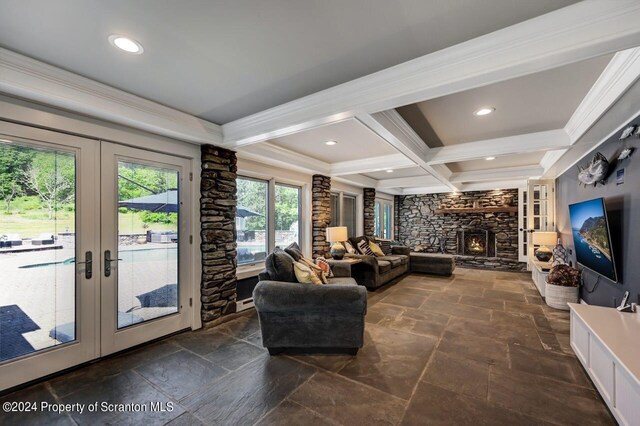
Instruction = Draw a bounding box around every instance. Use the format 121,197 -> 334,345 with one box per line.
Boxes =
75,251 -> 93,279
104,250 -> 123,277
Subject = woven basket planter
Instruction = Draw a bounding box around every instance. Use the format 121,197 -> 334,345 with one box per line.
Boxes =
545,282 -> 579,310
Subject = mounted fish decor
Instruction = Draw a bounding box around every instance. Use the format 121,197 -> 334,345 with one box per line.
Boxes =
577,152 -> 609,187
618,147 -> 634,161
619,125 -> 636,140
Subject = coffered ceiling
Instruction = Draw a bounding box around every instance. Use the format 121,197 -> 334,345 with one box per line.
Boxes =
0,0 -> 578,124
1,1 -> 640,196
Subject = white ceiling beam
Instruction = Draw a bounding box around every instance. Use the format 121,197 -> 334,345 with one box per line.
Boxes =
222,1 -> 640,147
540,47 -> 640,176
330,153 -> 415,176
450,165 -> 544,183
377,175 -> 440,189
357,111 -> 461,191
564,47 -> 640,144
237,143 -> 331,175
0,48 -> 223,145
459,180 -> 527,192
402,185 -> 457,195
332,174 -> 379,189
426,129 -> 570,165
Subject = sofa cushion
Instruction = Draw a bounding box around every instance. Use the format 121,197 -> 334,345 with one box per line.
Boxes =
326,277 -> 358,286
284,242 -> 304,261
368,240 -> 385,257
265,248 -> 296,282
377,255 -> 405,268
377,260 -> 392,273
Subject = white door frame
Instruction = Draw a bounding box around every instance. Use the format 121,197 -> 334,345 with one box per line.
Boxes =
0,121 -> 100,391
100,142 -> 192,356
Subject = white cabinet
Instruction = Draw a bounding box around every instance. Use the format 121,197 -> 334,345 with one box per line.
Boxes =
569,304 -> 640,426
530,258 -> 551,297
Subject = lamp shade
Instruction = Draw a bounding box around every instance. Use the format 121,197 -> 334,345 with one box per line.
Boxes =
326,226 -> 348,242
532,231 -> 557,246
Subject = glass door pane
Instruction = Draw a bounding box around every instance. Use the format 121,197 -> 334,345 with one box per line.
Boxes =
275,184 -> 300,248
116,161 -> 179,329
0,142 -> 76,361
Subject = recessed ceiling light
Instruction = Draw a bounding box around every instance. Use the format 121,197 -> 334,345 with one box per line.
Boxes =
108,34 -> 144,54
485,156 -> 496,161
386,169 -> 394,173
325,140 -> 337,146
474,107 -> 495,116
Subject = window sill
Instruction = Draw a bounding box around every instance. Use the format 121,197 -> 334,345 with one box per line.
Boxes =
237,264 -> 264,280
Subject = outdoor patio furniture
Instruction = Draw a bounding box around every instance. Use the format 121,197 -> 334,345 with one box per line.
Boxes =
5,234 -> 23,247
32,233 -> 54,245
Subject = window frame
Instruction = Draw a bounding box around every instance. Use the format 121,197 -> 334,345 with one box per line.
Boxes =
236,173 -> 304,270
331,191 -> 359,238
374,198 -> 394,240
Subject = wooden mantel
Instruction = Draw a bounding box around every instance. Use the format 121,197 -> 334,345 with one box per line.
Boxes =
435,206 -> 518,214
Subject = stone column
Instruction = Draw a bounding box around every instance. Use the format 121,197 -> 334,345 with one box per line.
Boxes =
363,188 -> 376,237
312,174 -> 331,258
200,145 -> 238,323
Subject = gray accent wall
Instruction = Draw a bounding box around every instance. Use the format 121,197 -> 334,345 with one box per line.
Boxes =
556,114 -> 640,307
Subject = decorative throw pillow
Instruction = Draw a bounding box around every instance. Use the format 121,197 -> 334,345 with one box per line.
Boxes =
264,248 -> 296,282
293,261 -> 323,285
299,256 -> 328,284
315,256 -> 334,277
368,240 -> 385,257
378,240 -> 392,255
344,241 -> 356,254
284,242 -> 304,261
357,239 -> 375,256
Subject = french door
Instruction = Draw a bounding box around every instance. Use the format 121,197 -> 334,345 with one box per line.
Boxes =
520,180 -> 556,267
0,122 -> 192,390
100,143 -> 191,355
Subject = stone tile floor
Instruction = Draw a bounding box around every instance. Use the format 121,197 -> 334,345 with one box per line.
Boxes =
0,268 -> 615,425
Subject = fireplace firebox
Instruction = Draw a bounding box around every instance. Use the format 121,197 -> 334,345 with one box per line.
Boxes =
457,228 -> 496,257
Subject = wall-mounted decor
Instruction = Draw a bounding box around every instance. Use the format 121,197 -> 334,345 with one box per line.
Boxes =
577,152 -> 609,187
617,147 -> 634,161
619,125 -> 636,140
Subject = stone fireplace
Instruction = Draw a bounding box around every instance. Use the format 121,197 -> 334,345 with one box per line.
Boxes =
396,189 -> 525,271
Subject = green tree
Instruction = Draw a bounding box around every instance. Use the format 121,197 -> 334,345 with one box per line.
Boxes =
237,178 -> 266,231
0,144 -> 34,211
23,151 -> 75,220
275,185 -> 299,231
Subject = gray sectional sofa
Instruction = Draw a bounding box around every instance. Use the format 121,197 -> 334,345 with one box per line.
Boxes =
345,236 -> 411,289
253,247 -> 368,355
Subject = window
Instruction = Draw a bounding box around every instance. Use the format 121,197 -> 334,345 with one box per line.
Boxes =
330,193 -> 340,226
342,195 -> 356,237
236,177 -> 268,265
331,192 -> 357,237
384,203 -> 392,239
275,183 -> 300,248
374,199 -> 393,239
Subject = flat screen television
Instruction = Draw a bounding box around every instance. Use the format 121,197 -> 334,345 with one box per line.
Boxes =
568,197 -> 617,282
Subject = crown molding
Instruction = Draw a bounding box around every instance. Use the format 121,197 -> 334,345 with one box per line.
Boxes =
0,47 -> 223,145
222,0 -> 640,147
564,47 -> 640,144
425,130 -> 570,165
237,142 -> 331,175
449,165 -> 544,183
459,180 -> 527,192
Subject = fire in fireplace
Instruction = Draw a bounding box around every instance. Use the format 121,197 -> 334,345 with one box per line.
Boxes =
457,228 -> 496,257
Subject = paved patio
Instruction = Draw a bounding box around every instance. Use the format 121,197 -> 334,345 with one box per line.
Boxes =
0,269 -> 614,425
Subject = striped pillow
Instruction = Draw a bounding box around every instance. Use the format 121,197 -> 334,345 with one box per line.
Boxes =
357,239 -> 375,256
378,240 -> 392,255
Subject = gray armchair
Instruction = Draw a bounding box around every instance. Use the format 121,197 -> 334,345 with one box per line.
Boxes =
253,246 -> 368,355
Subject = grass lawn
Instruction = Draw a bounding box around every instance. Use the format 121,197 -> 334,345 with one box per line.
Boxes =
1,210 -> 176,238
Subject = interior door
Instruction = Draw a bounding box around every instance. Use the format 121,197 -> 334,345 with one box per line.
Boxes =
0,122 -> 99,391
525,180 -> 556,266
100,142 -> 191,355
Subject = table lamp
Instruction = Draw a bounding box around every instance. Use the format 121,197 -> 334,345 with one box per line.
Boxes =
532,231 -> 557,262
326,226 -> 348,260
